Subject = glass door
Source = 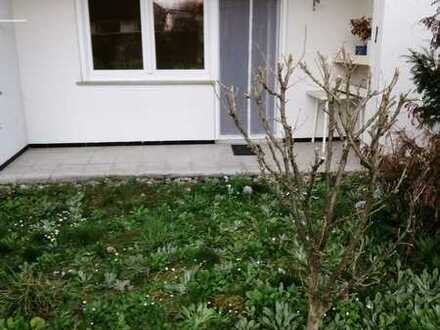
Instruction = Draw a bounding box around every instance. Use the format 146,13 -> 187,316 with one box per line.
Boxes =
219,0 -> 278,137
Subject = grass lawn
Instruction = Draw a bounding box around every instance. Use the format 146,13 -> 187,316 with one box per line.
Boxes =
1,177 -> 440,329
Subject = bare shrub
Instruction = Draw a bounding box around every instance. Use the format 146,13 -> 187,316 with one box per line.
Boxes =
220,51 -> 412,330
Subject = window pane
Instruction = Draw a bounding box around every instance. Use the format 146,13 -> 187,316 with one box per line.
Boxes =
153,0 -> 204,70
88,0 -> 143,70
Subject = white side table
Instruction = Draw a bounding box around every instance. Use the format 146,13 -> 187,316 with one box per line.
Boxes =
307,89 -> 364,155
307,90 -> 330,154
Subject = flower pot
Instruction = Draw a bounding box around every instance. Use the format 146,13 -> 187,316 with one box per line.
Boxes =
355,45 -> 368,56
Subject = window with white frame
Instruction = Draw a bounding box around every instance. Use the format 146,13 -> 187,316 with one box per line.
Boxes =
78,0 -> 214,81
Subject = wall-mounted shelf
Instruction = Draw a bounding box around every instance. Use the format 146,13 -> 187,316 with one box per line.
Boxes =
334,54 -> 370,67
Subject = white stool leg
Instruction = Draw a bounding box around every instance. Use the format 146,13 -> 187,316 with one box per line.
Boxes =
322,101 -> 329,155
312,100 -> 320,143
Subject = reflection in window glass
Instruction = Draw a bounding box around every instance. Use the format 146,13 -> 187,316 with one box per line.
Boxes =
154,0 -> 204,70
88,0 -> 143,70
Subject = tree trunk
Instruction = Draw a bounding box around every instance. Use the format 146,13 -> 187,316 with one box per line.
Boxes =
307,302 -> 324,330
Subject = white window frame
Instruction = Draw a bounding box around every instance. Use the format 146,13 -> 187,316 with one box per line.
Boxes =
75,0 -> 219,83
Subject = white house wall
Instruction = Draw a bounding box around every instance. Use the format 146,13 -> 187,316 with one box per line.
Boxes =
282,0 -> 434,139
12,0 -> 375,143
12,0 -> 216,144
374,0 -> 433,134
377,0 -> 433,91
282,0 -> 374,138
0,0 -> 27,164
11,0 -> 434,144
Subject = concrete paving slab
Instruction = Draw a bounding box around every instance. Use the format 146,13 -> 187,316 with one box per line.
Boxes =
0,143 -> 360,184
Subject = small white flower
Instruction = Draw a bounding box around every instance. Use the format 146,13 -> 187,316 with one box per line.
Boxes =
355,201 -> 367,209
242,186 -> 253,195
278,268 -> 286,274
373,188 -> 382,199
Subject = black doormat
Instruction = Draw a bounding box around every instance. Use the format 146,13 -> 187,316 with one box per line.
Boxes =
231,144 -> 256,156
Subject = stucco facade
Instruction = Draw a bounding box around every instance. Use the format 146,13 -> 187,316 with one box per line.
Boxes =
0,0 -> 434,167
0,0 -> 27,165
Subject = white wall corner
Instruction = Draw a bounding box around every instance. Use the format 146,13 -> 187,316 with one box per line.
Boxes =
0,0 -> 28,165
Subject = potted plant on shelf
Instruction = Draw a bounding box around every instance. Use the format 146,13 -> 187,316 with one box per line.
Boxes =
350,16 -> 372,56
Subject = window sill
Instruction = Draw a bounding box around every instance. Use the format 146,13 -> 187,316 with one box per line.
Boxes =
76,79 -> 216,86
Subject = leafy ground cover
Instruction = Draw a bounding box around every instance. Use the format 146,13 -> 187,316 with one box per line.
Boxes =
1,176 -> 440,329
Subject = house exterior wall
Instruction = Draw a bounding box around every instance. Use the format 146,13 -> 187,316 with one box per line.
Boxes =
0,0 -> 27,164
282,0 -> 434,139
371,0 -> 433,134
376,0 -> 433,91
281,0 -> 374,138
10,0 -> 434,144
12,0 -> 216,144
12,0 -> 374,143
